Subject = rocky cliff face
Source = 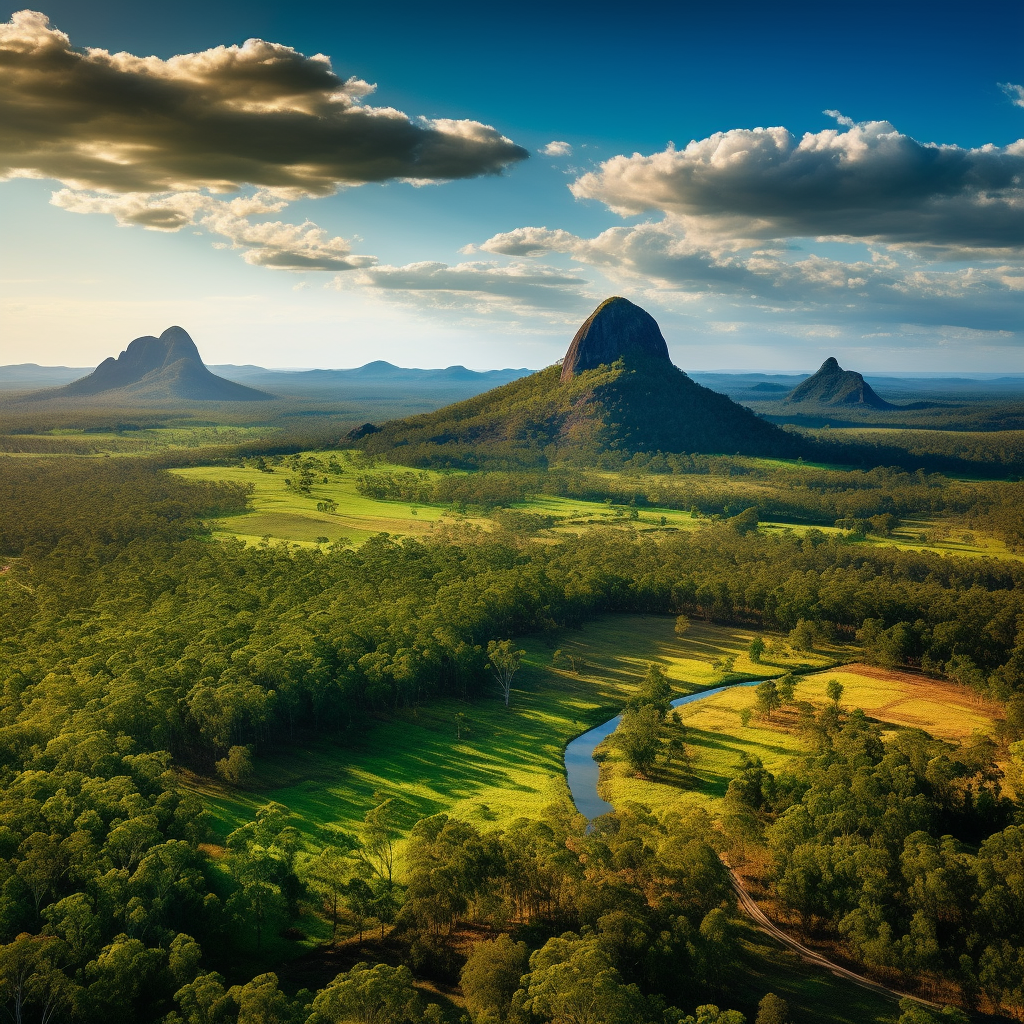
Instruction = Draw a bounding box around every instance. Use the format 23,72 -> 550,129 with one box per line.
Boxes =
40,327 -> 272,402
785,357 -> 894,409
560,297 -> 671,381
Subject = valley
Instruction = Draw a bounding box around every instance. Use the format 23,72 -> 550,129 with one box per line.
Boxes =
1,302 -> 1022,1024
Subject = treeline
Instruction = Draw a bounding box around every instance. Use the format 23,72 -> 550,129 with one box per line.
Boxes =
759,400 -> 1024,434
353,461 -> 1024,548
808,427 -> 1024,473
6,515 -> 1024,771
725,709 -> 1024,1013
0,456 -> 250,555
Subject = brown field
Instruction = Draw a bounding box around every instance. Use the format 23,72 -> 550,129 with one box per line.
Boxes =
795,663 -> 1002,743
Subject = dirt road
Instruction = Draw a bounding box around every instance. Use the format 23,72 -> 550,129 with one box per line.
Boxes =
724,862 -> 942,1011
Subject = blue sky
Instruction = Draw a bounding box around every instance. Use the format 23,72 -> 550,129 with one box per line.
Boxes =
1,0 -> 1022,371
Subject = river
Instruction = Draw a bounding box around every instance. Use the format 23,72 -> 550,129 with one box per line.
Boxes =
565,679 -> 762,819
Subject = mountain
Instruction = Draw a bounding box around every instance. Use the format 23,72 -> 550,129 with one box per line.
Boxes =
0,365 -> 92,391
203,361 -> 531,399
785,357 -> 894,409
26,327 -> 273,402
352,296 -> 800,467
561,296 -> 670,379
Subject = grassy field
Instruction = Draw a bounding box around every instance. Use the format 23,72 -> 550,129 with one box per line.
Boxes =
174,456 -> 483,546
172,452 -> 1019,559
191,615 -> 846,850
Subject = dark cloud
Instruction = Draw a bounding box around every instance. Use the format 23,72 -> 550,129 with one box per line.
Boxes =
0,10 -> 528,195
570,120 -> 1024,251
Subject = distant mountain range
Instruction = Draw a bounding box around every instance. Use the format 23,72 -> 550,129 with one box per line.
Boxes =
208,360 -> 535,398
0,350 -> 534,404
2,349 -> 1022,406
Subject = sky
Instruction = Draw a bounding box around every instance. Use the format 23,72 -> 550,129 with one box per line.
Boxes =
1,0 -> 1023,372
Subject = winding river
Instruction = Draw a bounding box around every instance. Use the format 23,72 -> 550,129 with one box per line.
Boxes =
565,680 -> 762,819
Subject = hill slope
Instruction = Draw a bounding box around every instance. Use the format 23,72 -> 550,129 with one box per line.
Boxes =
27,327 -> 272,402
353,298 -> 801,468
785,357 -> 894,409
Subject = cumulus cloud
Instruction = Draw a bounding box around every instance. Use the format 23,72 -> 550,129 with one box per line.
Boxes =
352,260 -> 592,314
0,10 -> 528,195
540,141 -> 573,157
51,188 -> 377,272
476,222 -> 1024,332
1001,83 -> 1024,108
474,226 -> 581,256
569,118 -> 1024,252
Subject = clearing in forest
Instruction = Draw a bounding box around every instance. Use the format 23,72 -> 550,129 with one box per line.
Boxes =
192,615 -> 846,849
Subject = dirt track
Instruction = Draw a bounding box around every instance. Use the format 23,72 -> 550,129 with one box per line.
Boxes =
723,860 -> 943,1011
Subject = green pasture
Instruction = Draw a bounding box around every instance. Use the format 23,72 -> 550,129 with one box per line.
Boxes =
174,456 -> 484,546
193,615 -> 845,852
174,456 -> 707,547
173,452 -> 1016,559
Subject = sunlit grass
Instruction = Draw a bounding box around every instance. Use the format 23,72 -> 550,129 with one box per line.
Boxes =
173,453 -> 1015,559
190,616 -> 844,856
598,662 -> 1006,818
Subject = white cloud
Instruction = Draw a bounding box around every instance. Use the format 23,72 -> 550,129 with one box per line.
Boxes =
1000,82 -> 1024,109
569,119 -> 1024,252
351,259 -> 593,316
475,221 -> 1024,332
51,188 -> 378,272
0,10 -> 528,196
540,141 -> 573,157
474,226 -> 581,256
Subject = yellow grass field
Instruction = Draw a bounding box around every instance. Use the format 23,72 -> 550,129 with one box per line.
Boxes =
598,663 -> 1005,815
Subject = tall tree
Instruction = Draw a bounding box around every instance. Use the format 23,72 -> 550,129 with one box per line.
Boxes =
488,640 -> 525,709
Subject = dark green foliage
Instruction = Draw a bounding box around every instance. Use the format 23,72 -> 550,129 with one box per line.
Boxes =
2,448 -> 1023,1020
727,507 -> 759,535
352,361 -> 801,470
753,680 -> 781,720
460,934 -> 530,1022
395,804 -> 735,1007
0,456 -> 248,555
630,664 -> 673,717
737,713 -> 1023,1011
615,706 -> 663,774
754,992 -> 790,1024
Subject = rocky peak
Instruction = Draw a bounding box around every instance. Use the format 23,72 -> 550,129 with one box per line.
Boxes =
786,357 -> 893,409
560,297 -> 671,381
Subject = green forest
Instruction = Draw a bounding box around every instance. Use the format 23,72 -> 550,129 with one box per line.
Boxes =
1,424 -> 1023,1024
